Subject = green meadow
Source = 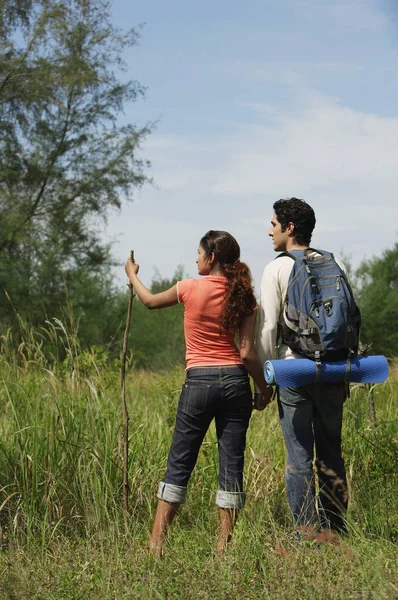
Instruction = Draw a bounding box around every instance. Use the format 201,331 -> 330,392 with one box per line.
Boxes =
0,328 -> 397,599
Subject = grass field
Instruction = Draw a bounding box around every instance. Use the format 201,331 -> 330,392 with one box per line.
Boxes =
0,340 -> 397,599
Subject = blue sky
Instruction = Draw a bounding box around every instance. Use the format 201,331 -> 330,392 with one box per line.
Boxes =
106,0 -> 398,292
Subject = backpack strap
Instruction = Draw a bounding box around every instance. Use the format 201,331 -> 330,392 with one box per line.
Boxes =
282,315 -> 317,337
276,248 -> 333,261
275,250 -> 304,261
314,351 -> 322,382
304,247 -> 334,259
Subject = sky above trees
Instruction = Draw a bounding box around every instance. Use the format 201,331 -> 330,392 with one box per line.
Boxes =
107,0 -> 398,292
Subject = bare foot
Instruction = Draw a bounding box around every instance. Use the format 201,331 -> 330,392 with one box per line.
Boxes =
216,538 -> 228,559
315,529 -> 341,545
148,539 -> 164,557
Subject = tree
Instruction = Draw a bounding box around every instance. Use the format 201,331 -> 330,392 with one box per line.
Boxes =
0,0 -> 150,332
356,241 -> 398,356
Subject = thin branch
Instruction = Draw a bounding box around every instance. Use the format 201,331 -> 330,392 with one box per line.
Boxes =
0,90 -> 74,254
120,250 -> 134,517
0,36 -> 36,96
26,93 -> 74,221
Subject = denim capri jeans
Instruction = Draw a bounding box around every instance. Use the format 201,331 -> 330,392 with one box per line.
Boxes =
157,365 -> 252,509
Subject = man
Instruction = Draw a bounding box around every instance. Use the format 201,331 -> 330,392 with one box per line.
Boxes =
255,197 -> 348,539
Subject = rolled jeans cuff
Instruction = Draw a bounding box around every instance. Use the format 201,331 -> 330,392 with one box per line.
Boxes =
157,481 -> 187,504
216,490 -> 246,509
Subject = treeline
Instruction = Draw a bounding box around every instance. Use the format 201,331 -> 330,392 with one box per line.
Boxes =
1,243 -> 398,369
0,266 -> 186,370
354,243 -> 398,356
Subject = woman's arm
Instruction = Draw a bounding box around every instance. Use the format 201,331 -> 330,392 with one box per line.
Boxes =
239,311 -> 274,407
125,256 -> 178,309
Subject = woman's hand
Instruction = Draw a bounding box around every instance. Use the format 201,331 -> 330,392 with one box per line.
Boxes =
123,255 -> 178,309
125,256 -> 139,278
253,388 -> 274,411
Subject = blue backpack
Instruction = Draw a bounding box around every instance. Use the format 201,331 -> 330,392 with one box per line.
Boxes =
279,248 -> 361,362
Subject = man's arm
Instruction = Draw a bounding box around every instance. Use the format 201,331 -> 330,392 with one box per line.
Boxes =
254,257 -> 293,395
255,262 -> 283,366
239,310 -> 271,397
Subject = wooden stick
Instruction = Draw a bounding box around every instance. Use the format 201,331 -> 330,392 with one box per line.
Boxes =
120,250 -> 134,516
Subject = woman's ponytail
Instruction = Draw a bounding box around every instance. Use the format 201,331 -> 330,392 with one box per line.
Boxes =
220,260 -> 255,335
199,230 -> 256,335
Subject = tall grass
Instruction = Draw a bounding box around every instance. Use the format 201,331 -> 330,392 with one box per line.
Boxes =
0,321 -> 397,598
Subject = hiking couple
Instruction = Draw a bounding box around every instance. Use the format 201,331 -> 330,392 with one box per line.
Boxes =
125,197 -> 354,556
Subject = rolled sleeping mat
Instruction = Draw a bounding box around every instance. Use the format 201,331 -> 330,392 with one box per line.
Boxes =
264,355 -> 389,388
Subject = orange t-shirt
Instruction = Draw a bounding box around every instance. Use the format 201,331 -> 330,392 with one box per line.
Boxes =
177,276 -> 243,369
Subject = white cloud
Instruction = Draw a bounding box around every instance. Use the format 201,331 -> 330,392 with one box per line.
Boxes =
292,0 -> 388,30
214,60 -> 366,88
210,101 -> 398,196
108,93 -> 398,292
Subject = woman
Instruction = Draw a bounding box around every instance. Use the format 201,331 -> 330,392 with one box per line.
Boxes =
125,230 -> 272,556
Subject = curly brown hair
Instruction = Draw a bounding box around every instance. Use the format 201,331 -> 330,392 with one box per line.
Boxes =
199,230 -> 256,335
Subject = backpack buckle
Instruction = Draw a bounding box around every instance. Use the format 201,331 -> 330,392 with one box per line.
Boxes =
314,351 -> 322,382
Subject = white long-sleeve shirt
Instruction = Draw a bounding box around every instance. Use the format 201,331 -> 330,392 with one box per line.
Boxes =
255,255 -> 300,368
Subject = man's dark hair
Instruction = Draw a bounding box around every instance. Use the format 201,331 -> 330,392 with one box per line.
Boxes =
273,197 -> 316,246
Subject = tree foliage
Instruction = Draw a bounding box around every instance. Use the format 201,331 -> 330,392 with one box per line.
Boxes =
356,241 -> 398,356
0,0 -> 150,330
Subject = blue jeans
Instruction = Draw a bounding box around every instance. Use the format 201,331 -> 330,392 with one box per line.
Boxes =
157,366 -> 252,509
277,382 -> 347,531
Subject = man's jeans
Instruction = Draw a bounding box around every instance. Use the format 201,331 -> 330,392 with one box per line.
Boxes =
277,382 -> 348,531
157,366 -> 252,509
